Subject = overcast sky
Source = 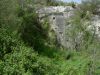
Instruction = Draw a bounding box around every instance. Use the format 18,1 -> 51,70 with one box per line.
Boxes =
61,0 -> 81,3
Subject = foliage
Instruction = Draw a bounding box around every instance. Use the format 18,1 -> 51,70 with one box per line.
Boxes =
0,28 -> 91,75
65,1 -> 76,8
46,0 -> 60,6
81,0 -> 100,15
65,0 -> 100,74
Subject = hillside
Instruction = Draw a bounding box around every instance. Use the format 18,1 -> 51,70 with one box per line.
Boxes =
0,0 -> 100,75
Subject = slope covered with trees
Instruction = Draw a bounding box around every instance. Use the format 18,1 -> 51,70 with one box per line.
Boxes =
0,0 -> 100,75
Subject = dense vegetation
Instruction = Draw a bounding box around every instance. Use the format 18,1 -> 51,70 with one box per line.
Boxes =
0,0 -> 100,75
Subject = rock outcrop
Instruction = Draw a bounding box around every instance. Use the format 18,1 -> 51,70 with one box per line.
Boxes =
37,6 -> 100,49
37,6 -> 74,48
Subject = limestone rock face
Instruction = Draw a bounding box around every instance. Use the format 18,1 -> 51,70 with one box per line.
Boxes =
37,6 -> 75,48
91,15 -> 100,37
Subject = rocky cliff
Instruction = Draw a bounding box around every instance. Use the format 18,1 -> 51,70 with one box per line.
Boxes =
37,6 -> 100,49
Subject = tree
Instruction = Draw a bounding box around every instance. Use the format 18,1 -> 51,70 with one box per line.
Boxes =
0,0 -> 19,31
81,0 -> 100,15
